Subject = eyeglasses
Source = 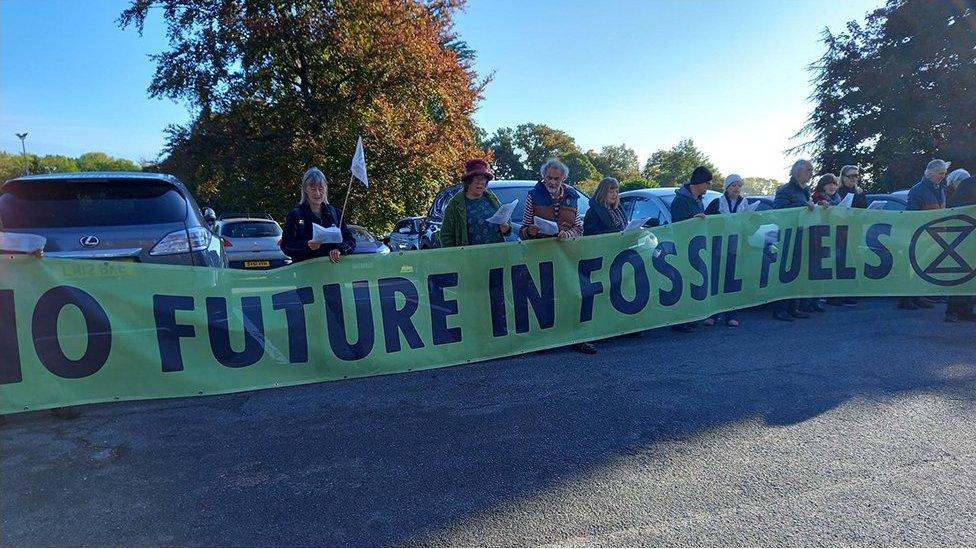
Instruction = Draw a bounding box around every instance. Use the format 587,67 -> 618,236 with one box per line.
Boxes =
845,174 -> 860,179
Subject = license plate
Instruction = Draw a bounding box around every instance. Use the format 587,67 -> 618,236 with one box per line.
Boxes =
244,260 -> 270,268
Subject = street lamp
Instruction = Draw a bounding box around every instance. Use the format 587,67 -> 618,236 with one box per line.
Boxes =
15,132 -> 28,175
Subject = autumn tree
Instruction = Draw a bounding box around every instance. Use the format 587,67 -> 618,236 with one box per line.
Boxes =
795,0 -> 975,191
121,0 -> 488,231
642,139 -> 721,188
586,144 -> 640,182
482,123 -> 601,188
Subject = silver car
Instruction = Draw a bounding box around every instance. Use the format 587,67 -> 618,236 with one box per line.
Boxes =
387,216 -> 424,251
348,224 -> 391,255
215,216 -> 292,269
619,187 -> 723,226
0,172 -> 225,267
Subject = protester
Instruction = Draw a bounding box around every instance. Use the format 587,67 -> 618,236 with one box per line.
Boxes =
703,174 -> 750,327
671,166 -> 712,223
521,158 -> 593,354
584,177 -> 627,235
837,165 -> 868,208
899,159 -> 950,310
280,167 -> 356,263
772,160 -> 818,321
669,166 -> 712,333
944,168 -> 975,322
811,173 -> 841,206
704,173 -> 749,216
440,159 -> 512,247
520,158 -> 585,241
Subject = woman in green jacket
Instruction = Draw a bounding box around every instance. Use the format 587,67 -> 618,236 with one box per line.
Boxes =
440,159 -> 512,247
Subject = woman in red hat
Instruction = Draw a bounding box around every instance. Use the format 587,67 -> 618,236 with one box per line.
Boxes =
440,159 -> 512,247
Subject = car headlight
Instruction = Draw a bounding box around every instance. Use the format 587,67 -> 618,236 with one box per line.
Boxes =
150,227 -> 213,256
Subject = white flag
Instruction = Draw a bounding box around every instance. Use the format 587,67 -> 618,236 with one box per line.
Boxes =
351,136 -> 369,188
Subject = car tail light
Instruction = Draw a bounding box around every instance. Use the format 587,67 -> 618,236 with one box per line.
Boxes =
150,227 -> 213,256
222,237 -> 233,247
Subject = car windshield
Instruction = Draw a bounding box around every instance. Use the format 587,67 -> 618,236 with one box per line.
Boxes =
0,179 -> 187,229
350,227 -> 374,242
221,221 -> 281,238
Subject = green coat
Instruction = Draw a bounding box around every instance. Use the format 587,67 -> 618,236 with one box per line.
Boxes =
440,189 -> 508,247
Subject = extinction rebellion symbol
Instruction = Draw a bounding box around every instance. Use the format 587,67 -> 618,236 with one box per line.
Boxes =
909,214 -> 976,286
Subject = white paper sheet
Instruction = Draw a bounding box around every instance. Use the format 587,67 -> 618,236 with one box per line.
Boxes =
867,200 -> 888,210
532,216 -> 560,236
0,232 -> 46,254
486,200 -> 518,224
837,192 -> 855,208
311,223 -> 343,244
623,217 -> 652,233
742,199 -> 761,212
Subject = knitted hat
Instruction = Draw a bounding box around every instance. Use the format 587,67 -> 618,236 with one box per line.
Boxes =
689,166 -> 713,186
461,159 -> 494,183
724,174 -> 743,189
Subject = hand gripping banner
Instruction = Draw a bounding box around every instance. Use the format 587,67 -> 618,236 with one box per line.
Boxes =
2,206 -> 975,413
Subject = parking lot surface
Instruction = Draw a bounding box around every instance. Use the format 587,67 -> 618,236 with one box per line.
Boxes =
3,298 -> 976,546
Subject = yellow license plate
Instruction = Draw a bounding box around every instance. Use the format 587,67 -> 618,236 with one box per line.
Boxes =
244,260 -> 270,268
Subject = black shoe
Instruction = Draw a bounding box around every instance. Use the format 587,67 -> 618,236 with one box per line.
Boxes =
945,312 -> 960,323
670,324 -> 695,333
916,297 -> 935,309
572,342 -> 597,354
898,299 -> 918,310
773,310 -> 795,321
789,309 -> 811,319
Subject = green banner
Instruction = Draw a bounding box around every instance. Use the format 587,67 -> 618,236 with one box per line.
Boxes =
2,206 -> 975,414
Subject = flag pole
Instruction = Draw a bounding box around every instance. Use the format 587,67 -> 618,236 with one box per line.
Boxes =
338,174 -> 355,227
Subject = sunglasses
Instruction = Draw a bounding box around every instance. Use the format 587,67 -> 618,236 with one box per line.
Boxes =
845,174 -> 861,179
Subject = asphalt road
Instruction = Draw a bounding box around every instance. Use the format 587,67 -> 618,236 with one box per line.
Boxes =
3,298 -> 976,547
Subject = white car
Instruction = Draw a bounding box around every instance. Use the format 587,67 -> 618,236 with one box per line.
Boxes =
215,215 -> 292,269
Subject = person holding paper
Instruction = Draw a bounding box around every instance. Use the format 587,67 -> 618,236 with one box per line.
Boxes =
280,167 -> 356,264
837,165 -> 868,209
772,160 -> 818,321
811,174 -> 841,207
440,159 -> 512,248
583,177 -> 627,235
520,158 -> 584,241
702,174 -> 754,327
668,166 -> 713,333
704,174 -> 754,216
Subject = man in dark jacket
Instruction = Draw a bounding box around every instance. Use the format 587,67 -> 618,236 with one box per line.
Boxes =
670,166 -> 712,333
899,159 -> 950,310
945,168 -> 975,322
671,166 -> 712,223
772,160 -> 818,321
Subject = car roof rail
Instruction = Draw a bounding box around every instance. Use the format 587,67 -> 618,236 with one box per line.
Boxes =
218,212 -> 275,220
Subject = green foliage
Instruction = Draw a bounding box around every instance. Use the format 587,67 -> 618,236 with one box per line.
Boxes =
796,0 -> 976,191
642,139 -> 721,188
586,144 -> 640,182
619,177 -> 659,193
122,0 -> 488,233
1,150 -> 138,182
483,123 -> 603,187
741,177 -> 781,196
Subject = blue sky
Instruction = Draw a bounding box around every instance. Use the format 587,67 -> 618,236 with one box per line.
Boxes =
0,0 -> 883,179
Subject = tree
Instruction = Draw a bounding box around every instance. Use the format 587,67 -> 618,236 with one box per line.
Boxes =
1,150 -> 139,182
586,144 -> 640,181
619,177 -> 659,193
76,152 -> 139,172
741,177 -> 781,196
795,0 -> 976,191
121,0 -> 488,232
642,139 -> 721,187
482,123 -> 599,186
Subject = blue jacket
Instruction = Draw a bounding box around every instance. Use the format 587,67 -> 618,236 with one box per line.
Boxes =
906,177 -> 946,211
773,178 -> 811,209
670,185 -> 704,223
